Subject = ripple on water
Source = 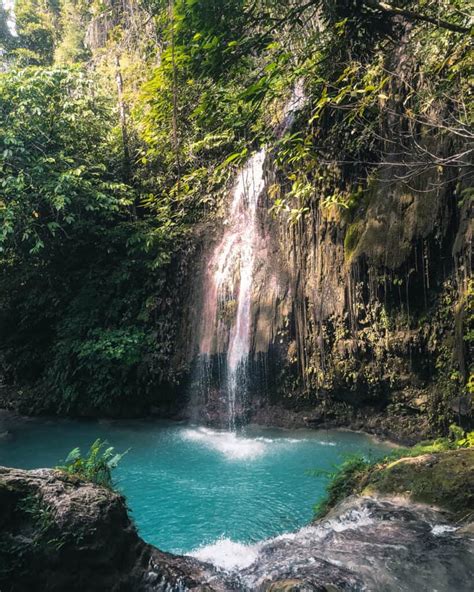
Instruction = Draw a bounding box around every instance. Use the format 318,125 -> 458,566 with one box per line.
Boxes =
0,418 -> 392,553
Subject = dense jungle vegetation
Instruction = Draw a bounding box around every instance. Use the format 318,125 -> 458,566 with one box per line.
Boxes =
0,1 -> 472,428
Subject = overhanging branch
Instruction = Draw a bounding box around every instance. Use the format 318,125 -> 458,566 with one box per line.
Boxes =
365,1 -> 471,35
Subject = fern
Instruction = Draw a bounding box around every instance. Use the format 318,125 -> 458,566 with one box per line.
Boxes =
57,439 -> 128,488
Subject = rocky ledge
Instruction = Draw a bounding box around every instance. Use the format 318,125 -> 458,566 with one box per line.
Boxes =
0,466 -> 230,592
1,450 -> 473,592
240,495 -> 474,591
248,402 -> 436,446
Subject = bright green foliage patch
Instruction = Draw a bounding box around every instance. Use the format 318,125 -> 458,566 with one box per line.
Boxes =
0,67 -> 130,255
57,439 -> 128,488
314,427 -> 474,519
311,455 -> 372,518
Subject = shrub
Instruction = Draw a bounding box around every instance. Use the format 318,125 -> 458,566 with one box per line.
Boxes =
312,455 -> 372,518
312,427 -> 474,517
57,439 -> 128,488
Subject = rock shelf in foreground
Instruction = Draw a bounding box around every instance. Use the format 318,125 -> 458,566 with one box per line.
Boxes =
0,466 -> 228,592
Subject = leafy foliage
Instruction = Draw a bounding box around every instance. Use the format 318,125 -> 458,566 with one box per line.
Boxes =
0,67 -> 129,254
312,455 -> 372,518
0,66 -> 187,414
57,438 -> 128,488
136,0 -> 266,216
0,0 -> 471,425
313,426 -> 474,517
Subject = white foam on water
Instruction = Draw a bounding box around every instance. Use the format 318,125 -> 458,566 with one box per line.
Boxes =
265,507 -> 375,548
431,524 -> 458,536
325,507 -> 374,533
181,427 -> 268,460
256,509 -> 375,556
254,436 -> 306,444
253,435 -> 336,446
188,508 -> 377,573
187,503 -> 379,575
189,537 -> 261,571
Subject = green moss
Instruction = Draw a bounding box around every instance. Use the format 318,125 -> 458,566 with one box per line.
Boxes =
363,449 -> 474,519
313,455 -> 372,518
344,220 -> 364,261
313,434 -> 474,520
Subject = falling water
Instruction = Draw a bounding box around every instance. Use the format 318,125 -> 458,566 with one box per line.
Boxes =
199,149 -> 266,429
197,83 -> 306,430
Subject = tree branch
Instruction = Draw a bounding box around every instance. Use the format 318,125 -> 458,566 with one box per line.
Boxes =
366,0 -> 471,35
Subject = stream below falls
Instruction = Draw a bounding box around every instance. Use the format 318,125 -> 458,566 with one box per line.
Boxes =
1,415 -> 473,591
0,415 -> 391,564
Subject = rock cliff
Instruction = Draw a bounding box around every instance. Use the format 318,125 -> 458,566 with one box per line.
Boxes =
182,21 -> 472,444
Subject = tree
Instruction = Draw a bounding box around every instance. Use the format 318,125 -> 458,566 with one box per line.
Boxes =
54,0 -> 90,64
363,0 -> 471,34
0,67 -> 129,254
246,0 -> 471,37
0,3 -> 15,59
0,65 -> 184,412
8,0 -> 59,65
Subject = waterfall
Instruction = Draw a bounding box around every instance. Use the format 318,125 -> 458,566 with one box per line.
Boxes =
199,149 -> 266,430
195,83 -> 306,430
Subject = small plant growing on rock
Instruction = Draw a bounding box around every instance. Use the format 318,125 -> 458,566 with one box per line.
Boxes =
310,455 -> 372,518
312,431 -> 474,519
57,439 -> 128,488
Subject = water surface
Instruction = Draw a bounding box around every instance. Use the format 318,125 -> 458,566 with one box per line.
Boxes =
0,416 -> 390,559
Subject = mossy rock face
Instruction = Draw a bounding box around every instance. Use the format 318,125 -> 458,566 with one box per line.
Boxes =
362,449 -> 474,519
343,220 -> 364,262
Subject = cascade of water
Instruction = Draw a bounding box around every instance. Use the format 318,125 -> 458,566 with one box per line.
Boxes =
196,83 -> 306,430
199,149 -> 266,429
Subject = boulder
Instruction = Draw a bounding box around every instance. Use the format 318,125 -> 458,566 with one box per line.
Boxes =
0,466 -> 229,592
